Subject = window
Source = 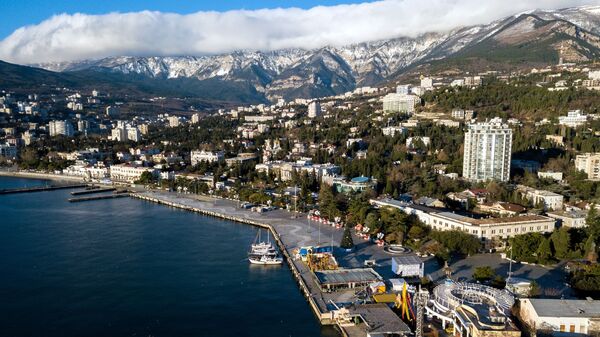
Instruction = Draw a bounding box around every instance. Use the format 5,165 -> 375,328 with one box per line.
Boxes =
560,324 -> 565,332
570,325 -> 575,333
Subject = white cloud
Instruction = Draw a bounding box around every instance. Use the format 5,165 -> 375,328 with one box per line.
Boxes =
0,0 -> 595,64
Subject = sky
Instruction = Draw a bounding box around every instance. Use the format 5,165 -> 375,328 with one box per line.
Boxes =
0,0 -> 597,65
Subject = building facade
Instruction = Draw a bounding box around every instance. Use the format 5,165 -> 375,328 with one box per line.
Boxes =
575,153 -> 600,180
382,93 -> 419,114
190,150 -> 224,165
520,298 -> 600,336
463,118 -> 512,182
48,120 -> 75,137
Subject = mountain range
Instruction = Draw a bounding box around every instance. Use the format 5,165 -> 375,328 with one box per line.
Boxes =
4,5 -> 600,104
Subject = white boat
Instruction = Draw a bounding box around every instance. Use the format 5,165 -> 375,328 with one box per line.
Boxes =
248,229 -> 283,265
249,254 -> 283,265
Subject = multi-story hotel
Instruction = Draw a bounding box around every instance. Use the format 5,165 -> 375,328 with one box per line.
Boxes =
463,118 -> 512,182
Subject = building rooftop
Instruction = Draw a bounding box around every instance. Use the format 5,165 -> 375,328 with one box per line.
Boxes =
392,255 -> 423,266
349,303 -> 412,335
315,268 -> 382,286
436,212 -> 552,226
526,298 -> 600,318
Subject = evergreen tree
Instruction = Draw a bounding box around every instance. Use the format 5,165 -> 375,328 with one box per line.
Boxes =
340,226 -> 354,249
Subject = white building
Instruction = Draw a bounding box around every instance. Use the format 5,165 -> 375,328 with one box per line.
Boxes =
382,93 -> 419,114
48,120 -> 75,137
575,153 -> 600,180
406,136 -> 431,148
520,298 -> 600,336
558,109 -> 588,128
111,127 -> 127,142
167,116 -> 180,127
371,198 -> 556,242
109,164 -> 157,183
547,208 -> 587,228
538,171 -> 563,181
381,126 -> 407,137
589,70 -> 600,80
420,77 -> 433,90
517,185 -> 564,211
463,118 -> 512,182
396,84 -> 411,95
391,255 -> 424,278
126,126 -> 141,142
308,101 -> 322,118
191,113 -> 200,124
190,150 -> 224,165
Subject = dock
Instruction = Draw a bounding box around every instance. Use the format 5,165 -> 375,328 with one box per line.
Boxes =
70,187 -> 116,196
68,194 -> 130,202
0,184 -> 87,195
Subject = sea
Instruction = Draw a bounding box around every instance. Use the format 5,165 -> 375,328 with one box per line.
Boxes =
0,176 -> 337,337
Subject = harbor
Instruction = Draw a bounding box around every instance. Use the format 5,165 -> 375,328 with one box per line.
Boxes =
130,191 -> 411,335
0,176 -> 330,337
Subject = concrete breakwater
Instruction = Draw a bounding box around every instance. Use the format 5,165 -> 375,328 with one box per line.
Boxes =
130,192 -> 334,326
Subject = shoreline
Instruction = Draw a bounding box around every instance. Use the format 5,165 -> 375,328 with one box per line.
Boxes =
0,170 -> 86,183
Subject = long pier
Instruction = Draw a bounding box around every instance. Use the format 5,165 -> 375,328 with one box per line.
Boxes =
130,193 -> 334,326
70,187 -> 116,196
0,184 -> 87,195
68,194 -> 129,202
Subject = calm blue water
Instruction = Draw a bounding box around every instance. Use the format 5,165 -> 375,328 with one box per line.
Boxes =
0,177 -> 336,337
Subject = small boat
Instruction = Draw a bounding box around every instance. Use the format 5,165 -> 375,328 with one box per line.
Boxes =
248,254 -> 283,265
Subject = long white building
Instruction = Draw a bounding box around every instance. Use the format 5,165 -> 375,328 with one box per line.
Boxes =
110,164 -> 158,183
371,198 -> 555,242
382,93 -> 419,114
190,150 -> 224,165
463,118 -> 512,182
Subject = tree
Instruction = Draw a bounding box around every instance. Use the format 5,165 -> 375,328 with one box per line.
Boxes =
473,266 -> 495,282
536,237 -> 553,264
318,183 -> 339,219
408,226 -> 426,241
340,226 -> 355,250
550,227 -> 571,259
136,171 -> 155,184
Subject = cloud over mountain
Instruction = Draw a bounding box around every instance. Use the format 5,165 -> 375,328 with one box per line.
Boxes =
0,0 -> 595,64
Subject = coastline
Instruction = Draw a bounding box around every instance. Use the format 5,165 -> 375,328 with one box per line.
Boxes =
0,170 -> 86,183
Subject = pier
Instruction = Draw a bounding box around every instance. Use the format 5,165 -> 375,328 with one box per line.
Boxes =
0,184 -> 87,195
70,187 -> 117,195
68,193 -> 130,202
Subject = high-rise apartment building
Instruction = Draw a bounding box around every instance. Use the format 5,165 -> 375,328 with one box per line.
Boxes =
463,118 -> 512,182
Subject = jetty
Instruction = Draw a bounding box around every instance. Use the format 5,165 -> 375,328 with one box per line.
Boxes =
70,187 -> 116,196
68,193 -> 130,202
0,184 -> 87,195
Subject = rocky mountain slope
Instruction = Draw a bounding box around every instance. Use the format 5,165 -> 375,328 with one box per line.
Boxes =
20,5 -> 600,102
